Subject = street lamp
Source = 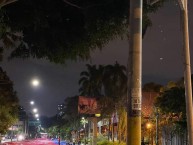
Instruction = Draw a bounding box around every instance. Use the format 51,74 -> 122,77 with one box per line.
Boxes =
33,108 -> 38,113
35,114 -> 39,118
81,117 -> 88,128
95,114 -> 101,117
146,123 -> 152,145
155,108 -> 159,145
31,79 -> 40,87
30,101 -> 34,105
81,117 -> 88,145
146,123 -> 151,129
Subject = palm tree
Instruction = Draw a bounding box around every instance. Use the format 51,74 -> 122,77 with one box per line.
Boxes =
79,64 -> 104,97
79,63 -> 127,141
79,62 -> 127,113
102,62 -> 127,141
79,62 -> 127,105
79,62 -> 127,141
103,61 -> 127,101
99,61 -> 127,117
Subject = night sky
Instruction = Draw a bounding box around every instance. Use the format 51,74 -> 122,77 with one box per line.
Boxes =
0,1 -> 193,117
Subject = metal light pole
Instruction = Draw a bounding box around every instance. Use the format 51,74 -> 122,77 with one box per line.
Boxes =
127,0 -> 143,144
81,117 -> 88,145
155,108 -> 159,145
11,125 -> 13,142
146,123 -> 152,145
178,0 -> 193,144
58,129 -> 60,145
57,115 -> 61,145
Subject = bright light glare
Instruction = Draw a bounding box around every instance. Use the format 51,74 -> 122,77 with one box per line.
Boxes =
35,114 -> 39,118
37,118 -> 39,121
33,108 -> 38,113
31,79 -> 40,87
18,135 -> 24,141
30,101 -> 34,105
146,123 -> 152,129
95,114 -> 101,117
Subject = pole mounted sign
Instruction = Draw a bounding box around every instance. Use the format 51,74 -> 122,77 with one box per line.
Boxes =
78,96 -> 100,115
131,88 -> 141,111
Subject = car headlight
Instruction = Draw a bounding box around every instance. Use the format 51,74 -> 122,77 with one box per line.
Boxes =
18,135 -> 24,141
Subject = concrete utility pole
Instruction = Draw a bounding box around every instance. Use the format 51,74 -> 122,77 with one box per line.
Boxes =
127,0 -> 143,144
178,0 -> 193,144
155,108 -> 159,145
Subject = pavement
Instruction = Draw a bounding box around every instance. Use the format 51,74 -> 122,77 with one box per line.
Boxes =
0,138 -> 66,145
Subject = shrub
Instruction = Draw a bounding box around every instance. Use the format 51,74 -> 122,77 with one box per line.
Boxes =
97,140 -> 126,145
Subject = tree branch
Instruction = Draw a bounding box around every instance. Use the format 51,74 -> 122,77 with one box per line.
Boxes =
0,0 -> 18,7
62,0 -> 110,10
63,0 -> 83,9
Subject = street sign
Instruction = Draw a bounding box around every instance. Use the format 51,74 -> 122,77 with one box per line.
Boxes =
78,96 -> 100,114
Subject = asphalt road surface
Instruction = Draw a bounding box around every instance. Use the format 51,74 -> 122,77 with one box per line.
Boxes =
1,138 -> 66,145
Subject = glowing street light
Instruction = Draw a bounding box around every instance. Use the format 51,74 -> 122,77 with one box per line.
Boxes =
35,114 -> 39,118
31,79 -> 40,87
146,122 -> 152,129
33,108 -> 38,113
81,117 -> 88,145
30,101 -> 34,105
95,114 -> 101,117
146,122 -> 152,145
81,117 -> 88,128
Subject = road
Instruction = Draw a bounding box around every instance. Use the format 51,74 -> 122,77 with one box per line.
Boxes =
1,138 -> 67,145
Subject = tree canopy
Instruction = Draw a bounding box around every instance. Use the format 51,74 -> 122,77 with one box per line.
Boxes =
79,64 -> 104,96
154,80 -> 187,133
79,62 -> 127,118
0,0 -> 164,63
155,87 -> 186,115
0,67 -> 19,134
142,82 -> 162,92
